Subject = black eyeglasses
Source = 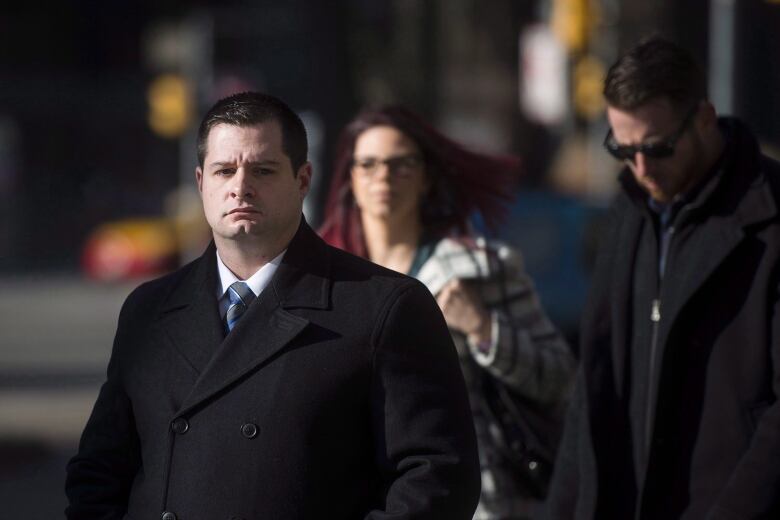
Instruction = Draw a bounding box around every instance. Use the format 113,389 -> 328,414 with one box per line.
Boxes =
603,104 -> 699,162
351,154 -> 423,180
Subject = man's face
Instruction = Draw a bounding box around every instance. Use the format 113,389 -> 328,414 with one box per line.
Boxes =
196,122 -> 310,247
606,98 -> 704,203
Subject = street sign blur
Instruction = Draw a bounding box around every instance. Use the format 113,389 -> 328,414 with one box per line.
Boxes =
520,25 -> 568,125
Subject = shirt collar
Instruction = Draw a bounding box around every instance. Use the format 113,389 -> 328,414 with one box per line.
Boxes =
216,249 -> 286,300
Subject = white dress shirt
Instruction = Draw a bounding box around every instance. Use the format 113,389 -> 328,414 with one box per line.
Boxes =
216,249 -> 286,320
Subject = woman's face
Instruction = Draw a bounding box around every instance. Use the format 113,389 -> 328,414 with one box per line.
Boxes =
350,125 -> 429,225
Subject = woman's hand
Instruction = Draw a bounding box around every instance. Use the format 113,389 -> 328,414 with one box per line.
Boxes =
435,278 -> 492,344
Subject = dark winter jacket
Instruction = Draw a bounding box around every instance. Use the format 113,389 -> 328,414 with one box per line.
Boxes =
546,118 -> 780,520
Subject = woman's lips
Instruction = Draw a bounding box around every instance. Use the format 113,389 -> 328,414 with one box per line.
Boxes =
371,191 -> 393,201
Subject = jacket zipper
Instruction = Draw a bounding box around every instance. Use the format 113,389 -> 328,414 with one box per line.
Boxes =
639,208 -> 686,517
645,220 -> 675,454
645,298 -> 661,453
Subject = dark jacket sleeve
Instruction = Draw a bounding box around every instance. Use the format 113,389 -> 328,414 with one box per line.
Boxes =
708,279 -> 780,519
366,280 -> 481,519
65,292 -> 142,520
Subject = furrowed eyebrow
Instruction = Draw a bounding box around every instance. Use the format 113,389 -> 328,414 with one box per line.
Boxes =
208,160 -> 282,168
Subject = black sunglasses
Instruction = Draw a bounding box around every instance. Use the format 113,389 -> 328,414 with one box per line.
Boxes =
603,104 -> 699,161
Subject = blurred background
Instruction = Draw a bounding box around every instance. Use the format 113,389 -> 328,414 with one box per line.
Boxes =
2,0 -> 779,516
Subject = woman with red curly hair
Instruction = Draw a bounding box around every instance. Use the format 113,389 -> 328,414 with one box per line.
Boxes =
319,106 -> 574,519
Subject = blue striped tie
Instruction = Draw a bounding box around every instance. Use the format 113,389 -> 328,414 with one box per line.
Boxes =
225,281 -> 255,332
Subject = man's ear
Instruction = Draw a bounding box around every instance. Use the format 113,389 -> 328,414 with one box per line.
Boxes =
296,162 -> 312,199
195,166 -> 204,196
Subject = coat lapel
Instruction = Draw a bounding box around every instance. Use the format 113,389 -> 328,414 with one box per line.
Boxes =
175,288 -> 310,416
657,174 -> 777,341
655,219 -> 743,344
157,243 -> 225,375
175,219 -> 332,417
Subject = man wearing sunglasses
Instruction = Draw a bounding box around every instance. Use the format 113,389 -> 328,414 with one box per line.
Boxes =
545,37 -> 780,519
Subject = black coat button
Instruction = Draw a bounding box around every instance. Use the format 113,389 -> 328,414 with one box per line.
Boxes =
241,423 -> 258,439
171,417 -> 189,434
161,511 -> 177,520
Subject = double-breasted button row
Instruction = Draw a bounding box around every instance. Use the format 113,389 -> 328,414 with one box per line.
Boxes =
171,417 -> 189,434
171,417 -> 257,439
170,417 -> 258,438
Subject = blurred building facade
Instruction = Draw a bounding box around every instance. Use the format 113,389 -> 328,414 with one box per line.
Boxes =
1,0 -> 779,274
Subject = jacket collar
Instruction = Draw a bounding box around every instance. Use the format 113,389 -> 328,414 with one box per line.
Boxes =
157,217 -> 331,416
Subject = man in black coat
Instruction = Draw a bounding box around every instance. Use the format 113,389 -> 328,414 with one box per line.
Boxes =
65,92 -> 480,519
545,38 -> 780,519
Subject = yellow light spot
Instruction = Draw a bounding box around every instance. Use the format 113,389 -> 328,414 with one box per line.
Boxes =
147,74 -> 192,138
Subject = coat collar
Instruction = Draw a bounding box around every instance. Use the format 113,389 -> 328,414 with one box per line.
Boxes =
268,217 -> 332,311
157,217 -> 332,416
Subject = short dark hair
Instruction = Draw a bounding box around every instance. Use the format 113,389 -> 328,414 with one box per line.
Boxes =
604,37 -> 706,111
196,91 -> 308,172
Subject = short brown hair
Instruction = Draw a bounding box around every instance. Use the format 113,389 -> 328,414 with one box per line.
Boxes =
604,37 -> 706,111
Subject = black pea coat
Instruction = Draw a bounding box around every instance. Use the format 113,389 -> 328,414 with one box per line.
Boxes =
66,219 -> 480,520
545,119 -> 780,519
